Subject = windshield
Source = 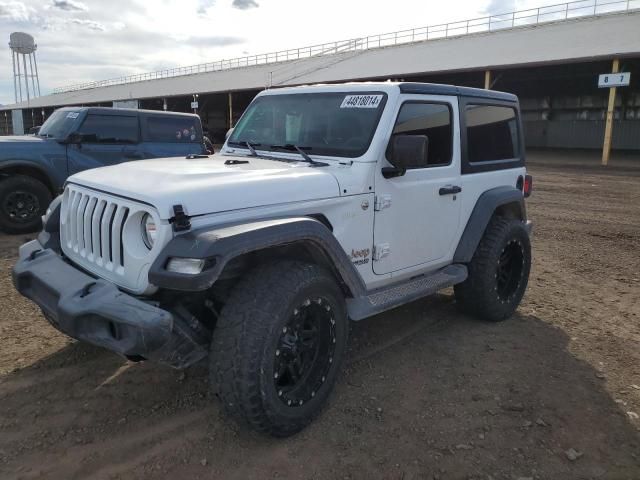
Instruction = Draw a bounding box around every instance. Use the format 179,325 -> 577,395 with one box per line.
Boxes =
38,109 -> 80,139
228,92 -> 387,158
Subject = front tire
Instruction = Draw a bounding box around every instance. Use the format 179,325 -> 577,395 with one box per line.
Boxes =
454,216 -> 531,322
210,261 -> 349,437
0,175 -> 51,234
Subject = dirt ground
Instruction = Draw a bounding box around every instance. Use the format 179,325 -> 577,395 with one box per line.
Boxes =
0,150 -> 639,480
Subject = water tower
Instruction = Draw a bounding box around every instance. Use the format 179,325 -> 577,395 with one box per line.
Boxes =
9,32 -> 41,104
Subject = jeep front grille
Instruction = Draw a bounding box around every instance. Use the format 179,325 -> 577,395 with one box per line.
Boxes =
63,188 -> 129,270
60,184 -> 166,294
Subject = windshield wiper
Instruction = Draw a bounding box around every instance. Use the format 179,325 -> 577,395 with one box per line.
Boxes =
245,141 -> 259,156
269,144 -> 327,166
227,140 -> 261,156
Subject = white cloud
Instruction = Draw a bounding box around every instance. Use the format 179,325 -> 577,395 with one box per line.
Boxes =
484,0 -> 516,14
232,0 -> 258,10
51,0 -> 89,12
0,1 -> 36,22
69,18 -> 106,30
197,0 -> 215,14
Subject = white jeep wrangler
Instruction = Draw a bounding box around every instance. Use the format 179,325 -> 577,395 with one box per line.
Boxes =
13,82 -> 532,437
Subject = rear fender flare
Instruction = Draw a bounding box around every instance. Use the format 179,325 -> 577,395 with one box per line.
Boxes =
453,186 -> 526,264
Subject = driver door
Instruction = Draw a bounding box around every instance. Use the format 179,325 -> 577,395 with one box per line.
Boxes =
373,96 -> 461,275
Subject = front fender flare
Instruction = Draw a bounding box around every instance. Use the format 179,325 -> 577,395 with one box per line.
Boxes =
149,217 -> 367,296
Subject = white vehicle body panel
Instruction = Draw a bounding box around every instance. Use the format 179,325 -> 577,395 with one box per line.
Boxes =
188,194 -> 377,286
60,82 -> 527,295
69,156 -> 341,220
372,94 -> 462,275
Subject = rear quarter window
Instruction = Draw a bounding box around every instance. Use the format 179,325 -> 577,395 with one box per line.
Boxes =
143,116 -> 202,143
465,105 -> 519,162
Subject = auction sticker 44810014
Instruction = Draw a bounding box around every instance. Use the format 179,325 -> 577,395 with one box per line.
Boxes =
340,94 -> 383,108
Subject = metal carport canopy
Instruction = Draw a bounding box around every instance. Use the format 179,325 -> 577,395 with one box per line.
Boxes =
2,10 -> 640,111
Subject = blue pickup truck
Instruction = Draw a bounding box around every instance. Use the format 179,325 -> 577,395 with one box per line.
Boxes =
0,107 -> 207,233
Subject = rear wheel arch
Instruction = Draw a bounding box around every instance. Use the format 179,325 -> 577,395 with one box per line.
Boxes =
453,186 -> 526,264
494,201 -> 525,220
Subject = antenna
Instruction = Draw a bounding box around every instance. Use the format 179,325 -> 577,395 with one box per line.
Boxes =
9,32 -> 41,104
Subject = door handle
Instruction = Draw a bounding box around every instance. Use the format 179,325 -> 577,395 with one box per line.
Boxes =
124,152 -> 144,159
439,185 -> 462,196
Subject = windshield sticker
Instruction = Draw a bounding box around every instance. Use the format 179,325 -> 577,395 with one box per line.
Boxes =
66,112 -> 80,119
340,94 -> 383,109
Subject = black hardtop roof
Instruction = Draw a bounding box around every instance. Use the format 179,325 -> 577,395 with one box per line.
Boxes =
398,82 -> 518,102
55,106 -> 200,118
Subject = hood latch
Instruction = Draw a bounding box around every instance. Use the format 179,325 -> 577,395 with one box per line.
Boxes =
171,204 -> 191,232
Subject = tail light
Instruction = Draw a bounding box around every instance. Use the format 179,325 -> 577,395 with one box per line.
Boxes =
523,175 -> 533,198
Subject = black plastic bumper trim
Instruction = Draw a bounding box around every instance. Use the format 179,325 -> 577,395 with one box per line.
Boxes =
12,246 -> 207,368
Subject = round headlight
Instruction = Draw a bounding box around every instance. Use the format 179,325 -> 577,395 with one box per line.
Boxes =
141,213 -> 157,249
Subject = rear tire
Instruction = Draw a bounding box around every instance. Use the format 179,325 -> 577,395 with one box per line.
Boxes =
454,216 -> 531,322
0,175 -> 51,234
210,260 -> 349,437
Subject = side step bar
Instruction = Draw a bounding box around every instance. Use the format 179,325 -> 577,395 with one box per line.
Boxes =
347,264 -> 468,321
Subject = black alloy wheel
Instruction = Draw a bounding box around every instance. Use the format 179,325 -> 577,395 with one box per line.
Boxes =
274,297 -> 337,407
0,175 -> 51,234
2,190 -> 40,223
210,260 -> 349,437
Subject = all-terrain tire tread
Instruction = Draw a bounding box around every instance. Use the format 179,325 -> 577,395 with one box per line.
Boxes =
454,216 -> 531,322
210,260 -> 345,436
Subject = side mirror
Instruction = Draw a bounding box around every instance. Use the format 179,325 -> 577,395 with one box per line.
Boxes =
29,126 -> 41,135
383,135 -> 429,178
225,127 -> 234,140
65,132 -> 83,144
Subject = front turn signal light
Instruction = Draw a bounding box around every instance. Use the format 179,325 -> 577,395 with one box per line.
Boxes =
166,257 -> 205,275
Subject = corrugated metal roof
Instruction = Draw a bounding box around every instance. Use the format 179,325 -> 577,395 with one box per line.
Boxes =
3,11 -> 639,111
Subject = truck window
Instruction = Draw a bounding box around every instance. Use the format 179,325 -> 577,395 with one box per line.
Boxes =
387,102 -> 452,167
77,114 -> 139,144
38,110 -> 80,139
465,105 -> 519,162
144,116 -> 202,143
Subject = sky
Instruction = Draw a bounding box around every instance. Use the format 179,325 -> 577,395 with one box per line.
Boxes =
0,0 -> 548,105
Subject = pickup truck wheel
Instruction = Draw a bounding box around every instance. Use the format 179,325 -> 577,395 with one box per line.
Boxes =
210,261 -> 348,437
454,216 -> 531,322
0,175 -> 51,234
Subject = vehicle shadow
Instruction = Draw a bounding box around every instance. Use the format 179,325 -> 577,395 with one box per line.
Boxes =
0,294 -> 639,480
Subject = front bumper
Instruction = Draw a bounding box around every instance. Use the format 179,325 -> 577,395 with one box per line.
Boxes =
12,240 -> 209,368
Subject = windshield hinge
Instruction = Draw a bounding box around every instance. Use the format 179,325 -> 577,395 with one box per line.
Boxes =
171,204 -> 191,232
